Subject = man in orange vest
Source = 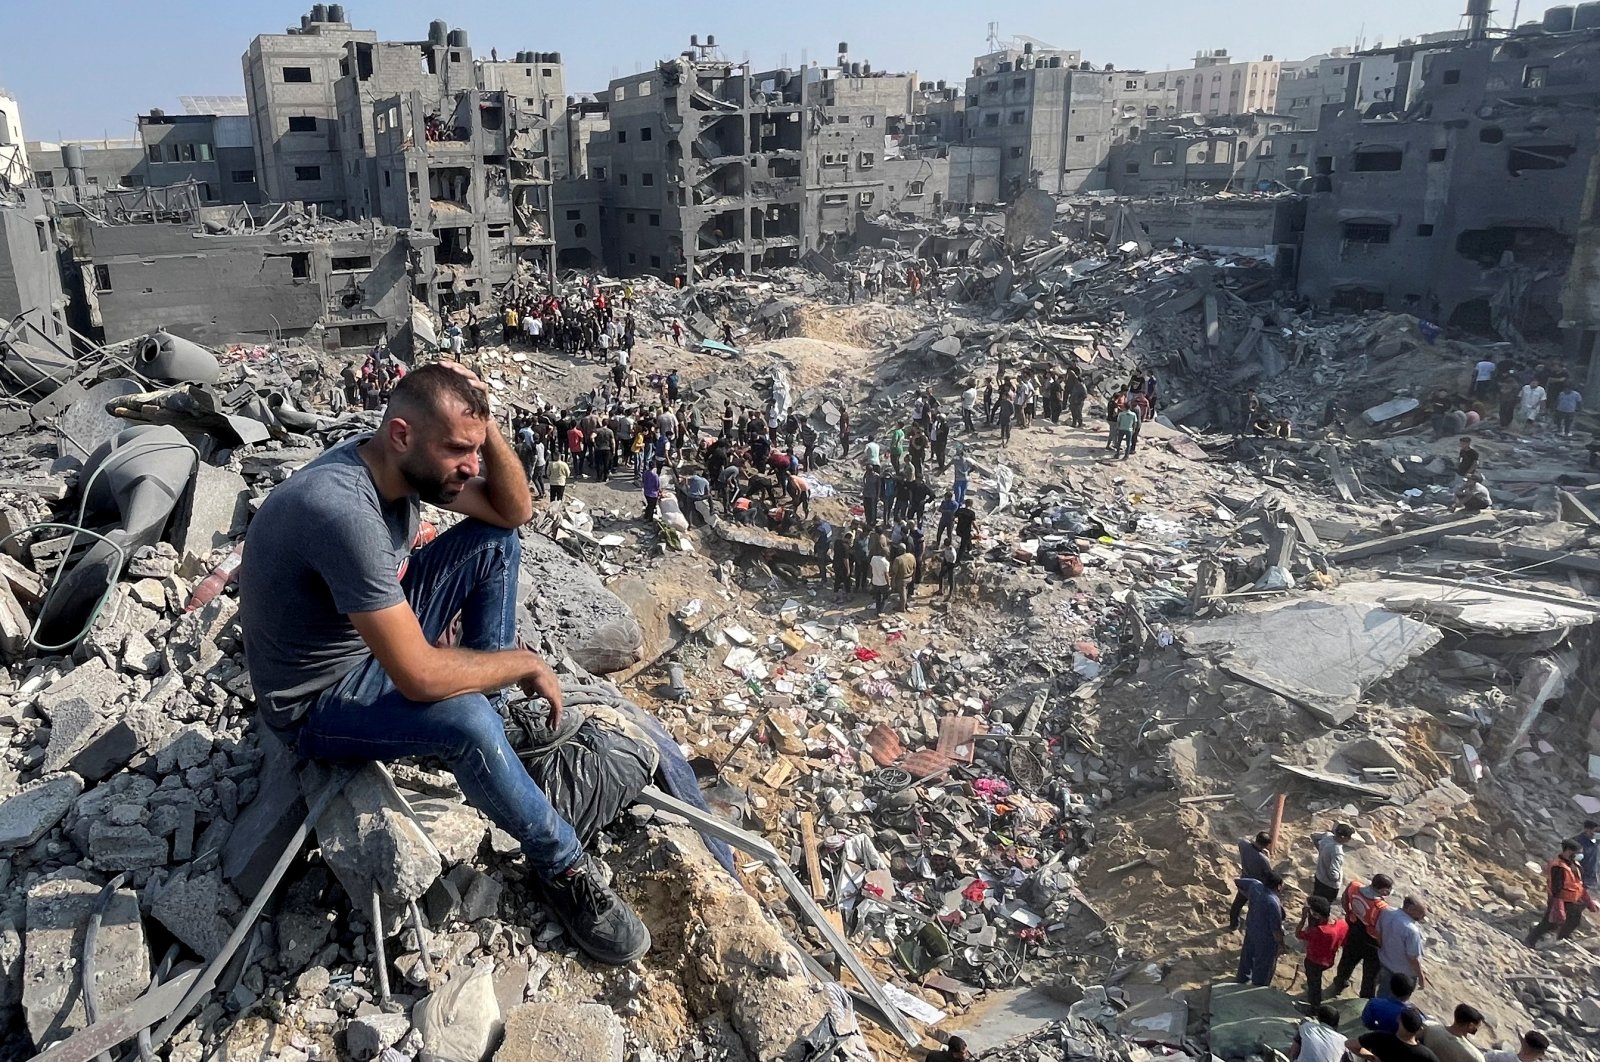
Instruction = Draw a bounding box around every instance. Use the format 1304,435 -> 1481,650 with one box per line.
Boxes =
1330,873 -> 1393,999
1525,840 -> 1591,946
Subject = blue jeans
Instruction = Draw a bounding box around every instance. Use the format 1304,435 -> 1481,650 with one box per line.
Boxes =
953,478 -> 968,506
291,518 -> 581,880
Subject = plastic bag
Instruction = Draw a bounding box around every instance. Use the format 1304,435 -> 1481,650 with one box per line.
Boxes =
414,961 -> 501,1062
509,705 -> 660,846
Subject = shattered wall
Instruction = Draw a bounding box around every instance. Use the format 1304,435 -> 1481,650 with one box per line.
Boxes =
1299,30 -> 1600,334
1127,196 -> 1303,258
0,191 -> 69,335
80,220 -> 408,347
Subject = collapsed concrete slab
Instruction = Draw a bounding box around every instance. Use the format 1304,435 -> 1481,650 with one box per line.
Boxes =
495,1003 -> 625,1062
0,772 -> 84,849
150,866 -> 242,961
1181,600 -> 1442,726
520,532 -> 644,674
23,875 -> 151,1049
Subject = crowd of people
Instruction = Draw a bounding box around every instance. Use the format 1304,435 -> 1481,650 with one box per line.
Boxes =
1230,819 -> 1599,1062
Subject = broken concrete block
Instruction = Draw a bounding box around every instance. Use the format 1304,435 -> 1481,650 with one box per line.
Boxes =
155,722 -> 215,774
0,772 -> 84,849
222,728 -> 305,897
150,867 -> 241,961
494,1003 -> 625,1062
0,580 -> 28,661
315,763 -> 441,907
522,534 -> 644,674
346,1012 -> 412,1060
127,577 -> 168,610
23,876 -> 151,1048
35,659 -> 126,722
408,794 -> 489,865
173,462 -> 249,562
87,820 -> 168,871
447,864 -> 503,922
42,697 -> 141,782
0,916 -> 22,1007
121,630 -> 163,674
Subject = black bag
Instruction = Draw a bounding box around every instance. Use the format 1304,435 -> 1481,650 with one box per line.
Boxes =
504,702 -> 659,846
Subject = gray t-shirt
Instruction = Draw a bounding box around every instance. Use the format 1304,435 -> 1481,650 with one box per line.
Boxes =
240,434 -> 419,726
1314,832 -> 1346,888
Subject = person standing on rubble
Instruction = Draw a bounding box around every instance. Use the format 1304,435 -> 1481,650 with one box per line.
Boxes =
238,363 -> 649,966
641,460 -> 663,521
870,545 -> 892,615
1575,819 -> 1599,894
983,377 -> 995,427
1331,874 -> 1394,999
1235,870 -> 1285,987
1525,839 -> 1591,946
1297,896 -> 1347,1010
838,406 -> 852,456
1068,374 -> 1088,429
889,542 -> 916,610
1472,356 -> 1498,398
955,498 -> 978,560
997,379 -> 1016,446
1229,832 -> 1276,931
961,381 -> 978,433
1375,897 -> 1428,998
1113,404 -> 1140,459
832,529 -> 853,601
1553,385 -> 1583,438
1516,378 -> 1547,432
1311,823 -> 1357,903
931,412 -> 950,472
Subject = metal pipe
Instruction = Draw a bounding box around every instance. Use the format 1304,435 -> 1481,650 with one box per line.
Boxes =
369,890 -> 391,1005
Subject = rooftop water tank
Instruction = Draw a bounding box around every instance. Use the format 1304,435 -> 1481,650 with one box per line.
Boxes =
428,20 -> 448,45
328,4 -> 345,21
447,28 -> 468,48
1545,5 -> 1576,31
1576,0 -> 1600,28
312,4 -> 328,23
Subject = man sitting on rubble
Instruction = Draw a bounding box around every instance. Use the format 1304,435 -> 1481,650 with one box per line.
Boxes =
1453,473 -> 1492,513
239,362 -> 650,967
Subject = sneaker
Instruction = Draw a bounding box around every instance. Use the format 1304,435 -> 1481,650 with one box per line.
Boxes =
533,855 -> 650,965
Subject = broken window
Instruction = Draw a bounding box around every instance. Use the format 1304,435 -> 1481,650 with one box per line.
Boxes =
1125,79 -> 1138,89
1523,65 -> 1548,89
147,144 -> 162,163
1351,147 -> 1402,172
861,115 -> 875,127
487,224 -> 509,240
1257,140 -> 1274,157
1442,69 -> 1461,84
282,66 -> 313,83
1075,135 -> 1086,143
573,223 -> 587,238
858,191 -> 874,205
1417,224 -> 1435,236
650,255 -> 662,267
1013,77 -> 1027,91
1125,160 -> 1140,174
331,255 -> 372,271
649,213 -> 660,226
1009,110 -> 1026,124
593,166 -> 606,179
617,130 -> 627,143
641,127 -> 652,141
1480,126 -> 1504,143
626,212 -> 636,224
295,165 -> 321,182
179,143 -> 196,162
93,265 -> 111,292
1429,147 -> 1447,162
642,172 -> 654,186
566,209 -> 581,220
985,80 -> 999,93
982,112 -> 1000,127
1508,143 -> 1575,174
908,180 -> 925,196
288,116 -> 317,133
1152,146 -> 1175,165
858,152 -> 874,168
1009,146 -> 1023,158
822,193 -> 848,205
198,143 -> 213,161
1342,221 -> 1392,243
619,173 -> 628,185
290,253 -> 310,278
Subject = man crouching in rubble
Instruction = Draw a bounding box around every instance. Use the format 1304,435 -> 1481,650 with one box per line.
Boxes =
238,362 -> 650,966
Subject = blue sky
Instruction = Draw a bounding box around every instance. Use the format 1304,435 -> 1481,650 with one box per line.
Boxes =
7,0 -> 1475,140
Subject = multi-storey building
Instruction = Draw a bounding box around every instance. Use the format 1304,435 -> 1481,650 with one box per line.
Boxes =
1145,51 -> 1282,118
962,46 -> 1166,198
29,106 -> 260,206
242,6 -> 376,211
590,50 -> 807,281
1108,113 -> 1299,196
1298,13 -> 1600,341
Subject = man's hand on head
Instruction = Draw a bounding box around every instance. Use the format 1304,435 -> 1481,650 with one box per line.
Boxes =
435,359 -> 489,397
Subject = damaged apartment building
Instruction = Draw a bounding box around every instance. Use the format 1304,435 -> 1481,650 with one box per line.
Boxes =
581,39 -> 1008,283
245,8 -> 561,313
1297,2 -> 1600,347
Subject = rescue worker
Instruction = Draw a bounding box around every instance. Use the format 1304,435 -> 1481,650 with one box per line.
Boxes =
1330,873 -> 1394,999
1525,839 -> 1590,946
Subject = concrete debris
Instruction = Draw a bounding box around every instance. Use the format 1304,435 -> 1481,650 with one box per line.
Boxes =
0,771 -> 84,848
314,763 -> 443,909
495,1002 -> 625,1062
23,875 -> 151,1048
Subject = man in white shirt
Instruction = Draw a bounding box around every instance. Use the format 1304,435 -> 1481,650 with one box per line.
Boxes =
869,552 -> 891,615
1517,381 -> 1546,430
1483,1030 -> 1548,1062
1472,359 -> 1496,397
1291,1007 -> 1347,1062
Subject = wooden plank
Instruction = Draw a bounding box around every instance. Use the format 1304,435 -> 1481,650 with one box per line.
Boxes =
1324,449 -> 1358,503
1328,514 -> 1498,563
799,811 -> 827,901
0,553 -> 43,603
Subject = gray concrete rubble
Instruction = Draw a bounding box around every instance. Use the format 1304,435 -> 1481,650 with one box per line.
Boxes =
495,1002 -> 625,1062
23,875 -> 151,1048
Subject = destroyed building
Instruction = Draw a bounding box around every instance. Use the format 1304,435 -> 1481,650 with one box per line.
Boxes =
0,188 -> 70,338
590,43 -> 808,281
1106,113 -> 1299,196
248,11 -> 562,309
0,92 -> 30,191
1142,49 -> 1283,117
961,44 -> 1166,199
1297,6 -> 1600,340
52,192 -> 412,349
